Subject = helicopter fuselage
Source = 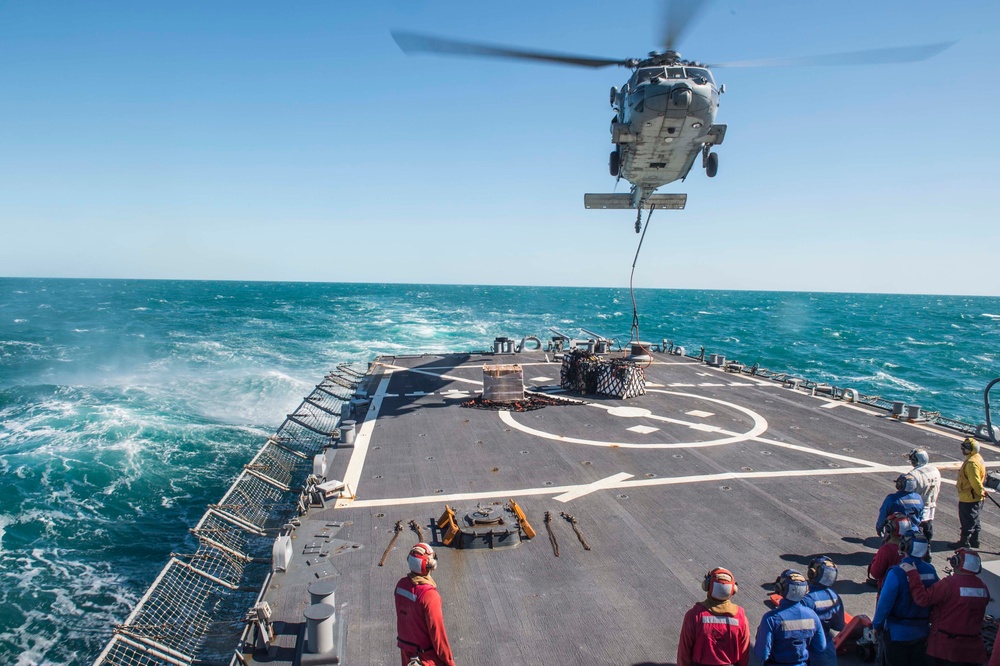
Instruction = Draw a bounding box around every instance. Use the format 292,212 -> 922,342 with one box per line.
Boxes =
611,65 -> 726,206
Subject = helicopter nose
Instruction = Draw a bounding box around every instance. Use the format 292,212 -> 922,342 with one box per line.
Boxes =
642,82 -> 695,112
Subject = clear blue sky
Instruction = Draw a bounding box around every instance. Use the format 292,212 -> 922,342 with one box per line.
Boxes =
1,1 -> 997,294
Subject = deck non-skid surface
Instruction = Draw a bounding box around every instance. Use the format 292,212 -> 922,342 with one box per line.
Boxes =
252,351 -> 997,666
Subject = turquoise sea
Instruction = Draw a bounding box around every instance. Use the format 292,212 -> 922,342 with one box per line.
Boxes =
1,278 -> 999,665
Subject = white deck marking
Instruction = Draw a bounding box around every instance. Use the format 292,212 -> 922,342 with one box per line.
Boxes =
646,382 -> 665,387
689,424 -> 722,433
405,391 -> 430,397
699,383 -> 726,387
553,472 -> 635,502
670,383 -> 696,387
531,376 -> 554,382
821,401 -> 843,409
627,425 -> 660,435
752,435 -> 883,468
728,382 -> 754,387
500,391 -> 768,448
686,410 -> 714,418
607,406 -> 652,418
347,464 -> 901,509
338,372 -> 393,506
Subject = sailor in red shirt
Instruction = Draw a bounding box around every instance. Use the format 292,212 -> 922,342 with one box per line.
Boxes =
869,513 -> 912,592
677,567 -> 751,666
900,548 -> 991,665
394,543 -> 456,666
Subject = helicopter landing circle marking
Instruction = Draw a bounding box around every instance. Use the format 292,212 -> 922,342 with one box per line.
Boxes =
499,391 -> 768,449
606,406 -> 652,418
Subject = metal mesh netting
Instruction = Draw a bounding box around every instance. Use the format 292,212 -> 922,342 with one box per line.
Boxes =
560,351 -> 601,394
94,365 -> 366,666
595,359 -> 646,399
561,352 -> 644,399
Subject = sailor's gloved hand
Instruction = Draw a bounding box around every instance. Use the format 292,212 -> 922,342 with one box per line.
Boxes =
899,562 -> 916,573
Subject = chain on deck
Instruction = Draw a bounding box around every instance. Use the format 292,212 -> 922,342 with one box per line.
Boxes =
93,363 -> 367,666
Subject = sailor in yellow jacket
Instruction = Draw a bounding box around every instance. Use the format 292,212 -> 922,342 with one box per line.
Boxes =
951,438 -> 987,549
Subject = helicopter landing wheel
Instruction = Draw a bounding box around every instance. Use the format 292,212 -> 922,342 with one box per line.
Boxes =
706,151 -> 719,178
609,149 -> 620,177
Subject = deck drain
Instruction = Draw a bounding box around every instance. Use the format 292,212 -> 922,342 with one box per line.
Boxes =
375,513 -> 385,518
426,456 -> 435,460
544,481 -> 553,486
373,475 -> 382,479
434,489 -> 444,493
828,462 -> 841,468
582,460 -> 592,465
672,454 -> 684,459
617,494 -> 629,499
761,451 -> 772,456
857,435 -> 868,439
419,433 -> 427,437
720,485 -> 732,491
790,425 -> 800,430
505,428 -> 512,432
477,440 -> 484,444
520,450 -> 529,454
819,480 -> 832,485
644,473 -> 657,478
843,447 -> 854,452
372,446 -> 381,450
742,467 -> 753,472
491,467 -> 500,472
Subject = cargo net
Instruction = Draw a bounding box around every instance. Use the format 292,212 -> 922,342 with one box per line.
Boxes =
561,351 -> 645,399
94,365 -> 367,666
461,394 -> 573,412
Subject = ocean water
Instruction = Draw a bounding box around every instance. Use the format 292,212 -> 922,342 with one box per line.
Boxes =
1,277 -> 999,665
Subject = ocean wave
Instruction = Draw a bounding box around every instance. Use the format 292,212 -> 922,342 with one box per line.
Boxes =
983,313 -> 1000,320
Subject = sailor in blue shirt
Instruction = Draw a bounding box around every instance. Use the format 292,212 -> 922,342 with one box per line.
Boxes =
754,570 -> 826,666
875,474 -> 924,535
871,531 -> 938,666
801,556 -> 845,666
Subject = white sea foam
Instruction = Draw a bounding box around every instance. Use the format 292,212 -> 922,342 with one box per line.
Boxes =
983,313 -> 1000,320
13,318 -> 27,323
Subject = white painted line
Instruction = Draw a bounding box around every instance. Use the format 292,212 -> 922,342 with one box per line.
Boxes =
338,372 -> 393,506
531,376 -> 554,382
686,410 -> 714,418
821,401 -> 842,409
728,382 -> 754,387
689,424 -> 722,433
699,383 -> 726,387
500,391 -> 769,449
554,472 -> 635,502
752,435 -> 883,468
627,425 -> 660,435
347,464 -> 900,509
405,391 -> 430,397
670,383 -> 696,387
646,382 -> 664,387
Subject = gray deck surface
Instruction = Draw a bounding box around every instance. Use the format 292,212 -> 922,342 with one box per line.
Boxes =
248,350 -> 997,666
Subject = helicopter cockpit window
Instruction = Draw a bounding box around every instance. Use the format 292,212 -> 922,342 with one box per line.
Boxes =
685,68 -> 715,85
633,68 -> 665,85
666,67 -> 686,79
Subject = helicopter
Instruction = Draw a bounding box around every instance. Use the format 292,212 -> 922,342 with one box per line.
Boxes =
392,2 -> 953,231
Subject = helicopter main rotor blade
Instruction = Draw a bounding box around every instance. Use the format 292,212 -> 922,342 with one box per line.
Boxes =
391,30 -> 630,69
660,0 -> 714,53
706,41 -> 955,68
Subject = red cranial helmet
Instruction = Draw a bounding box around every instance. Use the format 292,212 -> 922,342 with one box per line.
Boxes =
702,567 -> 738,600
949,548 -> 982,575
407,543 -> 438,575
